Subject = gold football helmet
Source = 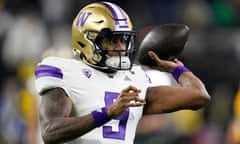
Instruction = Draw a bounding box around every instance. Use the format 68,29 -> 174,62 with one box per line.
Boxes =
72,1 -> 136,71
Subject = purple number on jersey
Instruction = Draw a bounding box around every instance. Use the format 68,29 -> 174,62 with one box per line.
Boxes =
103,91 -> 129,140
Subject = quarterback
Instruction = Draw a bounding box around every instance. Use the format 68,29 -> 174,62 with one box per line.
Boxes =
35,1 -> 210,144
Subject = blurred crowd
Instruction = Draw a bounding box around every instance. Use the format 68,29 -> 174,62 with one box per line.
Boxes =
0,0 -> 239,144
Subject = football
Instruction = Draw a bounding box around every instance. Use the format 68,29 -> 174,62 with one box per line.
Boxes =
137,23 -> 190,66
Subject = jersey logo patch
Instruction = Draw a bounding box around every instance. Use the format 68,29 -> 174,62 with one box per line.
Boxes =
124,75 -> 131,81
82,69 -> 92,78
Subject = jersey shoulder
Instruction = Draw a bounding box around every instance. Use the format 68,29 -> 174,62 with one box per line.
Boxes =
36,56 -> 87,73
34,57 -> 86,95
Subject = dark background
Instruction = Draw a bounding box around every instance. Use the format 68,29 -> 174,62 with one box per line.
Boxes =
0,0 -> 239,144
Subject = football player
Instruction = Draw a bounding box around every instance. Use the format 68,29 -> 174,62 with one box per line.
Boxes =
35,1 -> 210,144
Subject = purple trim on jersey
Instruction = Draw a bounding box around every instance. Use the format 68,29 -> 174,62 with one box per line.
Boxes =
35,65 -> 63,79
101,2 -> 128,26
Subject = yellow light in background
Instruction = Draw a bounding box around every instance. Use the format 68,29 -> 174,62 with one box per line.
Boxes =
17,60 -> 37,83
234,88 -> 240,118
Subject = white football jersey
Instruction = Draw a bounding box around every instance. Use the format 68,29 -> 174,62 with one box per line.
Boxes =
35,57 -> 151,144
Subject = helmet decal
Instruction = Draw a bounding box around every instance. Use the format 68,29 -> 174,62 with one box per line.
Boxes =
76,12 -> 92,27
101,2 -> 129,29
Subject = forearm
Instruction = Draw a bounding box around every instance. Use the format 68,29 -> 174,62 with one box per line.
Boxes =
143,68 -> 210,115
42,114 -> 97,144
179,71 -> 206,88
173,66 -> 210,100
176,70 -> 210,109
179,71 -> 209,97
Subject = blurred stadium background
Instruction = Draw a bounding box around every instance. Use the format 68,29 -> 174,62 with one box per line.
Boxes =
0,0 -> 239,144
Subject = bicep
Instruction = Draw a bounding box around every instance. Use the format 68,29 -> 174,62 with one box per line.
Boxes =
39,87 -> 72,128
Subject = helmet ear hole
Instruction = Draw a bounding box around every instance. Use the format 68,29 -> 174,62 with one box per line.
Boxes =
80,53 -> 86,60
77,41 -> 85,48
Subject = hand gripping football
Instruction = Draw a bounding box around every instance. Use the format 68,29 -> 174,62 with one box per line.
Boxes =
137,23 -> 190,66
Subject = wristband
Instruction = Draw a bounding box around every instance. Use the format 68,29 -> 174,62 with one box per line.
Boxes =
91,107 -> 111,127
172,66 -> 191,82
